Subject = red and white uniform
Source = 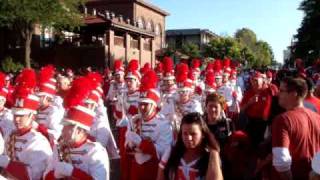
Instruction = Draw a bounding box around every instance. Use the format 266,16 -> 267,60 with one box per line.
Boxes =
175,97 -> 203,119
114,90 -> 140,127
90,100 -> 119,159
113,90 -> 140,180
36,105 -> 64,141
3,129 -> 53,179
0,108 -> 14,138
160,86 -> 177,118
106,81 -> 126,104
126,113 -> 173,180
44,140 -> 109,180
217,83 -> 234,107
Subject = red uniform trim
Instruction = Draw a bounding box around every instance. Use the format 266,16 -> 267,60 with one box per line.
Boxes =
71,167 -> 93,180
139,139 -> 157,158
44,170 -> 55,180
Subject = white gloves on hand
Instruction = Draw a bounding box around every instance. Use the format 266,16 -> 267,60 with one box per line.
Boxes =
0,155 -> 10,168
126,131 -> 142,147
54,161 -> 74,178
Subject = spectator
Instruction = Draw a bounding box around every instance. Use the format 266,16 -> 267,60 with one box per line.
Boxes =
272,77 -> 320,180
157,112 -> 222,180
304,78 -> 320,113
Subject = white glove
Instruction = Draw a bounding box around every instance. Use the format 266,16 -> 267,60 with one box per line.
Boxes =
126,131 -> 142,146
0,155 -> 10,168
54,161 -> 74,178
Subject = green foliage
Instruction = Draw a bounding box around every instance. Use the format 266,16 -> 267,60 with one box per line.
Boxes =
235,28 -> 257,51
204,28 -> 274,68
204,37 -> 242,59
181,43 -> 201,58
0,0 -> 86,67
0,0 -> 85,30
292,0 -> 320,66
1,56 -> 24,73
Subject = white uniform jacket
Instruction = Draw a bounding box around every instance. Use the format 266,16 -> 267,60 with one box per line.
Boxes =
114,91 -> 140,127
0,108 -> 14,138
90,100 -> 119,159
126,113 -> 173,165
44,140 -> 109,180
36,105 -> 64,141
4,129 -> 53,180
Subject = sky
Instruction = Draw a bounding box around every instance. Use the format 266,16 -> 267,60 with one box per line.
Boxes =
149,0 -> 304,63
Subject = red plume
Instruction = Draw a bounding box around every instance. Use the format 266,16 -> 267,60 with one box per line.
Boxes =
0,72 -> 6,89
38,65 -> 55,85
175,63 -> 189,83
205,71 -> 215,85
155,62 -> 163,73
15,68 -> 37,90
191,58 -> 201,69
223,58 -> 231,69
205,62 -> 214,73
86,71 -> 103,89
127,59 -> 139,72
214,59 -> 222,73
140,70 -> 158,91
114,60 -> 124,71
163,57 -> 174,74
63,77 -> 93,109
140,63 -> 151,75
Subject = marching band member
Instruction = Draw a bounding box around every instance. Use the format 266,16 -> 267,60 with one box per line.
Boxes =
86,72 -> 119,159
107,60 -> 126,108
113,60 -> 141,180
173,63 -> 203,136
159,57 -> 177,119
0,69 -> 52,179
35,65 -> 64,143
44,77 -> 109,180
155,62 -> 164,92
126,70 -> 173,180
0,72 -> 14,138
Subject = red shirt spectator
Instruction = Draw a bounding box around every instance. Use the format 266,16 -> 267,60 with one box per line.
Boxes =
272,107 -> 320,179
272,77 -> 320,180
241,88 -> 272,120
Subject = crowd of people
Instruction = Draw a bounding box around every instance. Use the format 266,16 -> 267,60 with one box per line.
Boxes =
0,57 -> 319,180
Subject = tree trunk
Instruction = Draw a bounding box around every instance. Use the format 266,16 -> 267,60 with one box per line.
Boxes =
20,22 -> 34,68
25,33 -> 32,68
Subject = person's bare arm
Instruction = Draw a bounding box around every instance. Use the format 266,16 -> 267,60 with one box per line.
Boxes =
206,150 -> 223,180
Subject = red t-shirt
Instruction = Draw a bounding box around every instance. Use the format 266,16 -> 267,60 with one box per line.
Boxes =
240,88 -> 272,120
272,107 -> 320,179
305,96 -> 320,113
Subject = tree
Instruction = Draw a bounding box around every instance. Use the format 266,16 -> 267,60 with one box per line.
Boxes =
235,28 -> 257,51
292,0 -> 320,66
235,28 -> 274,68
181,43 -> 201,59
0,0 -> 86,68
203,37 -> 242,60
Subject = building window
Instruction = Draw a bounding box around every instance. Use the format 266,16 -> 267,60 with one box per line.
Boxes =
137,17 -> 144,29
40,26 -> 54,48
155,24 -> 160,36
146,21 -> 152,31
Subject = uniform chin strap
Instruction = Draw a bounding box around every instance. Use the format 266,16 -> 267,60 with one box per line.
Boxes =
143,104 -> 157,122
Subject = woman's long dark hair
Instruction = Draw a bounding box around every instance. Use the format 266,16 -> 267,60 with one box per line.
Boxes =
164,112 -> 215,179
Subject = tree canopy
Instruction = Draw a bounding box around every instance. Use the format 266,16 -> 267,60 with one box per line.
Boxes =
0,0 -> 86,68
203,28 -> 274,68
292,0 -> 320,66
